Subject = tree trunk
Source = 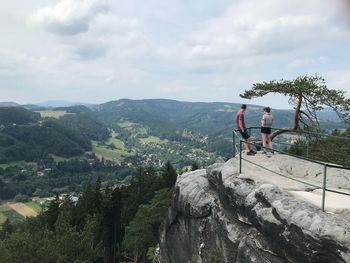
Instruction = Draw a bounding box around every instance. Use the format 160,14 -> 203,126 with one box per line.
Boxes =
271,93 -> 302,141
293,93 -> 303,130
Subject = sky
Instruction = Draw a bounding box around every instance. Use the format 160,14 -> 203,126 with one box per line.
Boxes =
0,0 -> 350,108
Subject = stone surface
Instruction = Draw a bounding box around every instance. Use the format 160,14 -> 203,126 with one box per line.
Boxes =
158,157 -> 350,263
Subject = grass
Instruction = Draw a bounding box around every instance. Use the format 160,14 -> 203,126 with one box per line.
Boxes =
92,141 -> 130,161
36,111 -> 74,119
24,201 -> 43,214
0,161 -> 37,169
2,209 -> 24,224
49,154 -> 84,163
139,136 -> 167,145
117,121 -> 134,129
91,130 -> 130,160
106,136 -> 126,151
0,204 -> 10,213
0,161 -> 22,169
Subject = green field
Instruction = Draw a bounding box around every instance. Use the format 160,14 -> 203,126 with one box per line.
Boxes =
0,204 -> 24,226
3,209 -> 23,224
0,161 -> 37,169
0,161 -> 21,169
50,154 -> 84,163
0,204 -> 9,225
117,121 -> 134,129
106,131 -> 126,151
91,130 -> 131,160
139,136 -> 167,145
92,141 -> 130,161
25,201 -> 43,213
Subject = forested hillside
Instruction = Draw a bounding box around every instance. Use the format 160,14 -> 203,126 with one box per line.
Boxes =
0,99 -> 348,202
0,163 -> 177,263
0,107 -> 40,125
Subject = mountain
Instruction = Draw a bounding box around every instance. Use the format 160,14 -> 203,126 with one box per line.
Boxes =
0,107 -> 109,163
0,107 -> 41,125
0,102 -> 20,107
0,99 -> 348,165
36,100 -> 95,108
93,99 -> 346,140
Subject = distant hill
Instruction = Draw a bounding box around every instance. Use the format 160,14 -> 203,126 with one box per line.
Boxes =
0,99 -> 347,164
0,107 -> 41,125
0,106 -> 109,163
0,102 -> 20,107
36,100 -> 95,108
94,99 -> 347,139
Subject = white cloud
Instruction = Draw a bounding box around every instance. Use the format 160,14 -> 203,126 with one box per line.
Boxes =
31,0 -> 109,35
183,0 -> 347,62
1,0 -> 350,108
325,70 -> 350,95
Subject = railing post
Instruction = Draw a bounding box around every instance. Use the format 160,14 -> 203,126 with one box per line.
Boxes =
322,164 -> 327,212
233,130 -> 236,157
239,140 -> 242,174
306,138 -> 309,158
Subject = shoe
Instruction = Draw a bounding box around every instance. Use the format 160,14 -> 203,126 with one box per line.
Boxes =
262,151 -> 267,154
249,150 -> 256,154
247,151 -> 256,156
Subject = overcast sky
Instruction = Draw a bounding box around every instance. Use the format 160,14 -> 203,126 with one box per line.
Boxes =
1,0 -> 350,108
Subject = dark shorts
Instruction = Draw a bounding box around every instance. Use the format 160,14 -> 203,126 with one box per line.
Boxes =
261,127 -> 271,134
238,129 -> 250,139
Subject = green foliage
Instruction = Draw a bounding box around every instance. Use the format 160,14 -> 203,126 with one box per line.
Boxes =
191,161 -> 200,171
288,129 -> 350,166
124,188 -> 172,261
14,193 -> 30,203
44,194 -> 60,230
0,107 -> 40,125
0,120 -> 91,163
0,163 -> 175,262
161,161 -> 178,189
147,246 -> 157,261
240,75 -> 350,131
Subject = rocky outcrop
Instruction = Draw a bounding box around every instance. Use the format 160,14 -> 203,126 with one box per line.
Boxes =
158,158 -> 350,263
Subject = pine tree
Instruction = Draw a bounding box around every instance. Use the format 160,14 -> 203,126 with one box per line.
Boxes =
45,193 -> 61,230
161,161 -> 177,189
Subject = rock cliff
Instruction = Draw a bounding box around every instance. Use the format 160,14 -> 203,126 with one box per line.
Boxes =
157,157 -> 350,263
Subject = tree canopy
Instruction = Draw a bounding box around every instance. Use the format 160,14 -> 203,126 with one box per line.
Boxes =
240,75 -> 350,137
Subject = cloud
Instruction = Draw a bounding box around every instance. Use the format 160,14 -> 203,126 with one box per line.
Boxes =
74,42 -> 108,60
156,0 -> 349,77
31,0 -> 109,35
325,70 -> 350,95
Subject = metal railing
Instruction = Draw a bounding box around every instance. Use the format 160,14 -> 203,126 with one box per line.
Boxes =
233,127 -> 350,160
233,127 -> 350,212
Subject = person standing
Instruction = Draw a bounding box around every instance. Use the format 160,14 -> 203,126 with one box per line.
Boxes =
260,106 -> 273,154
236,104 -> 255,155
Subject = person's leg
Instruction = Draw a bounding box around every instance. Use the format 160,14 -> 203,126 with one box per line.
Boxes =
244,138 -> 250,152
267,134 -> 273,151
261,133 -> 267,153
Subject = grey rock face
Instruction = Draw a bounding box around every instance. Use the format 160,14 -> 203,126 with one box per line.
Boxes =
158,159 -> 350,263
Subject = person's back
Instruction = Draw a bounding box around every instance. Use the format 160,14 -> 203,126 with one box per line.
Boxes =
262,113 -> 273,127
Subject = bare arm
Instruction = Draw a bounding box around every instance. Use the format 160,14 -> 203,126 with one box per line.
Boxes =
239,119 -> 245,130
261,118 -> 265,126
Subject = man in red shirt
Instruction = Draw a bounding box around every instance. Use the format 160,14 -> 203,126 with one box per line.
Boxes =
236,104 -> 255,155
